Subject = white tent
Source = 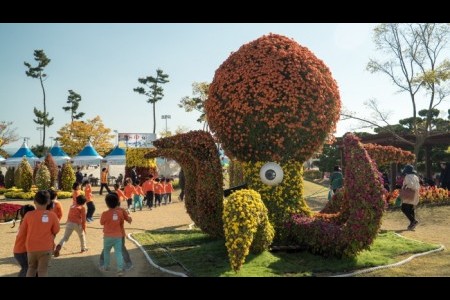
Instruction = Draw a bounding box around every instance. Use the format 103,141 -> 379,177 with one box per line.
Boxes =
103,145 -> 125,165
46,141 -> 71,165
0,155 -> 5,162
72,142 -> 103,166
4,141 -> 39,167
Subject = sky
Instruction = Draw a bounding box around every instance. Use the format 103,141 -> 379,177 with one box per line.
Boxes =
1,23 -> 447,153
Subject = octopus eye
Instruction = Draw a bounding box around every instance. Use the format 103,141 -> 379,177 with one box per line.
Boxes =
259,162 -> 284,186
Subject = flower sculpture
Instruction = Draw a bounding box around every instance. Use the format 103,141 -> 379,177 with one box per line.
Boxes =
206,33 -> 385,257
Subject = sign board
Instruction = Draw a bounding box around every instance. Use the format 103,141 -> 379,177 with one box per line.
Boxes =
118,133 -> 156,148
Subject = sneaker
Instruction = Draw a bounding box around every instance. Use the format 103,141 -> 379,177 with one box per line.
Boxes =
81,248 -> 88,253
408,220 -> 419,230
117,270 -> 124,277
124,264 -> 134,271
99,265 -> 110,272
53,244 -> 62,257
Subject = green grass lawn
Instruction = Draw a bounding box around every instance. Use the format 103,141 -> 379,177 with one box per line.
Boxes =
133,229 -> 439,277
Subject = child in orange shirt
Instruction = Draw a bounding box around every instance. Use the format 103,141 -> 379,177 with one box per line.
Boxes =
15,190 -> 60,277
46,189 -> 63,221
72,182 -> 81,205
123,178 -> 136,212
165,178 -> 174,204
12,204 -> 35,277
99,192 -> 133,271
154,178 -> 163,207
83,181 -> 95,222
142,175 -> 154,209
114,183 -> 127,205
100,193 -> 132,276
132,182 -> 144,212
54,195 -> 88,257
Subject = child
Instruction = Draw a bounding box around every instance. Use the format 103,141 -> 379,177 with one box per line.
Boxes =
154,178 -> 163,207
142,175 -> 154,209
12,204 -> 36,277
46,189 -> 63,222
132,182 -> 144,212
165,178 -> 174,204
83,181 -> 95,222
72,182 -> 81,205
15,190 -> 60,277
99,192 -> 133,271
113,183 -> 127,205
123,178 -> 136,212
54,195 -> 88,257
100,193 -> 132,276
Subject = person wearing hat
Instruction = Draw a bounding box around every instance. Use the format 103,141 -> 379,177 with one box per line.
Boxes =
400,164 -> 420,230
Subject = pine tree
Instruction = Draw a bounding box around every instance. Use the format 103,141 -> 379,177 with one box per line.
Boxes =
5,167 -> 15,188
62,90 -> 85,122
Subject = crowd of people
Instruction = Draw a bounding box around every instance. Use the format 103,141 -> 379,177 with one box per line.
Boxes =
10,166 -> 185,277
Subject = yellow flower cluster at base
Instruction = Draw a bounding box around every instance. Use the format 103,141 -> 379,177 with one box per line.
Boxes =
223,189 -> 274,272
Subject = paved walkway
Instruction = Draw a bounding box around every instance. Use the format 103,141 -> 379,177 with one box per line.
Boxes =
0,187 -> 192,277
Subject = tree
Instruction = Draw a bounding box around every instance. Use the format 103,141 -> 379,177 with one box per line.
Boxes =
0,121 -> 19,149
5,167 -> 15,188
30,145 -> 50,158
62,90 -> 85,122
57,115 -> 114,156
18,157 -> 33,192
133,69 -> 170,134
35,164 -> 51,190
44,153 -> 58,188
316,144 -> 340,174
61,162 -> 75,192
24,50 -> 53,148
343,24 -> 450,163
178,82 -> 210,131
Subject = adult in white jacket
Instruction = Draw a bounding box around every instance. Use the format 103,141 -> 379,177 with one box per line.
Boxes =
400,165 -> 420,230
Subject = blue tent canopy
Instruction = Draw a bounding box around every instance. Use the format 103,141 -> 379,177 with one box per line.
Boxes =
103,145 -> 126,165
72,141 -> 103,165
5,141 -> 39,167
47,141 -> 71,165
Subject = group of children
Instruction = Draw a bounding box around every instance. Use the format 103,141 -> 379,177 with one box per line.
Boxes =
12,189 -> 133,277
12,173 -> 177,277
117,175 -> 175,212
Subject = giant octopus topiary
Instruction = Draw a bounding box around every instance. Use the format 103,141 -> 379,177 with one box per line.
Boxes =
149,34 -> 386,266
205,33 -> 385,256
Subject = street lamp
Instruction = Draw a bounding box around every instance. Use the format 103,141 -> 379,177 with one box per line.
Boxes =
49,136 -> 55,146
161,115 -> 171,134
113,130 -> 119,146
36,126 -> 43,143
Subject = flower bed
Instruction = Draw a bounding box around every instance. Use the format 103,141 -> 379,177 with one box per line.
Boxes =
385,187 -> 450,207
0,203 -> 23,222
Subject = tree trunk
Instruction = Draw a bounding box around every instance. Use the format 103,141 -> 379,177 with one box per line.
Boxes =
152,102 -> 156,134
39,74 -> 46,148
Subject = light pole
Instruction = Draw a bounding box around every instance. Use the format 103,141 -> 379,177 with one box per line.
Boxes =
113,130 -> 119,146
36,126 -> 43,144
49,136 -> 55,146
161,115 -> 171,135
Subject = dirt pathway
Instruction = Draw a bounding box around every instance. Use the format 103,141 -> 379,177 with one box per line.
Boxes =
0,188 -> 192,277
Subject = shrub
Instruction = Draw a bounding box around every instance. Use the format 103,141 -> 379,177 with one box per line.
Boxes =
0,203 -> 23,221
19,158 -> 33,192
14,166 -> 22,189
61,162 -> 75,192
5,167 -> 15,188
36,164 -> 51,190
146,131 -> 224,237
223,189 -> 274,272
33,163 -> 40,184
286,133 -> 386,257
44,153 -> 58,188
4,190 -> 35,200
303,169 -> 322,181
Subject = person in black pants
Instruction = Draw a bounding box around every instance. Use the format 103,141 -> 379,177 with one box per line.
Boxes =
439,162 -> 450,190
99,167 -> 112,195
